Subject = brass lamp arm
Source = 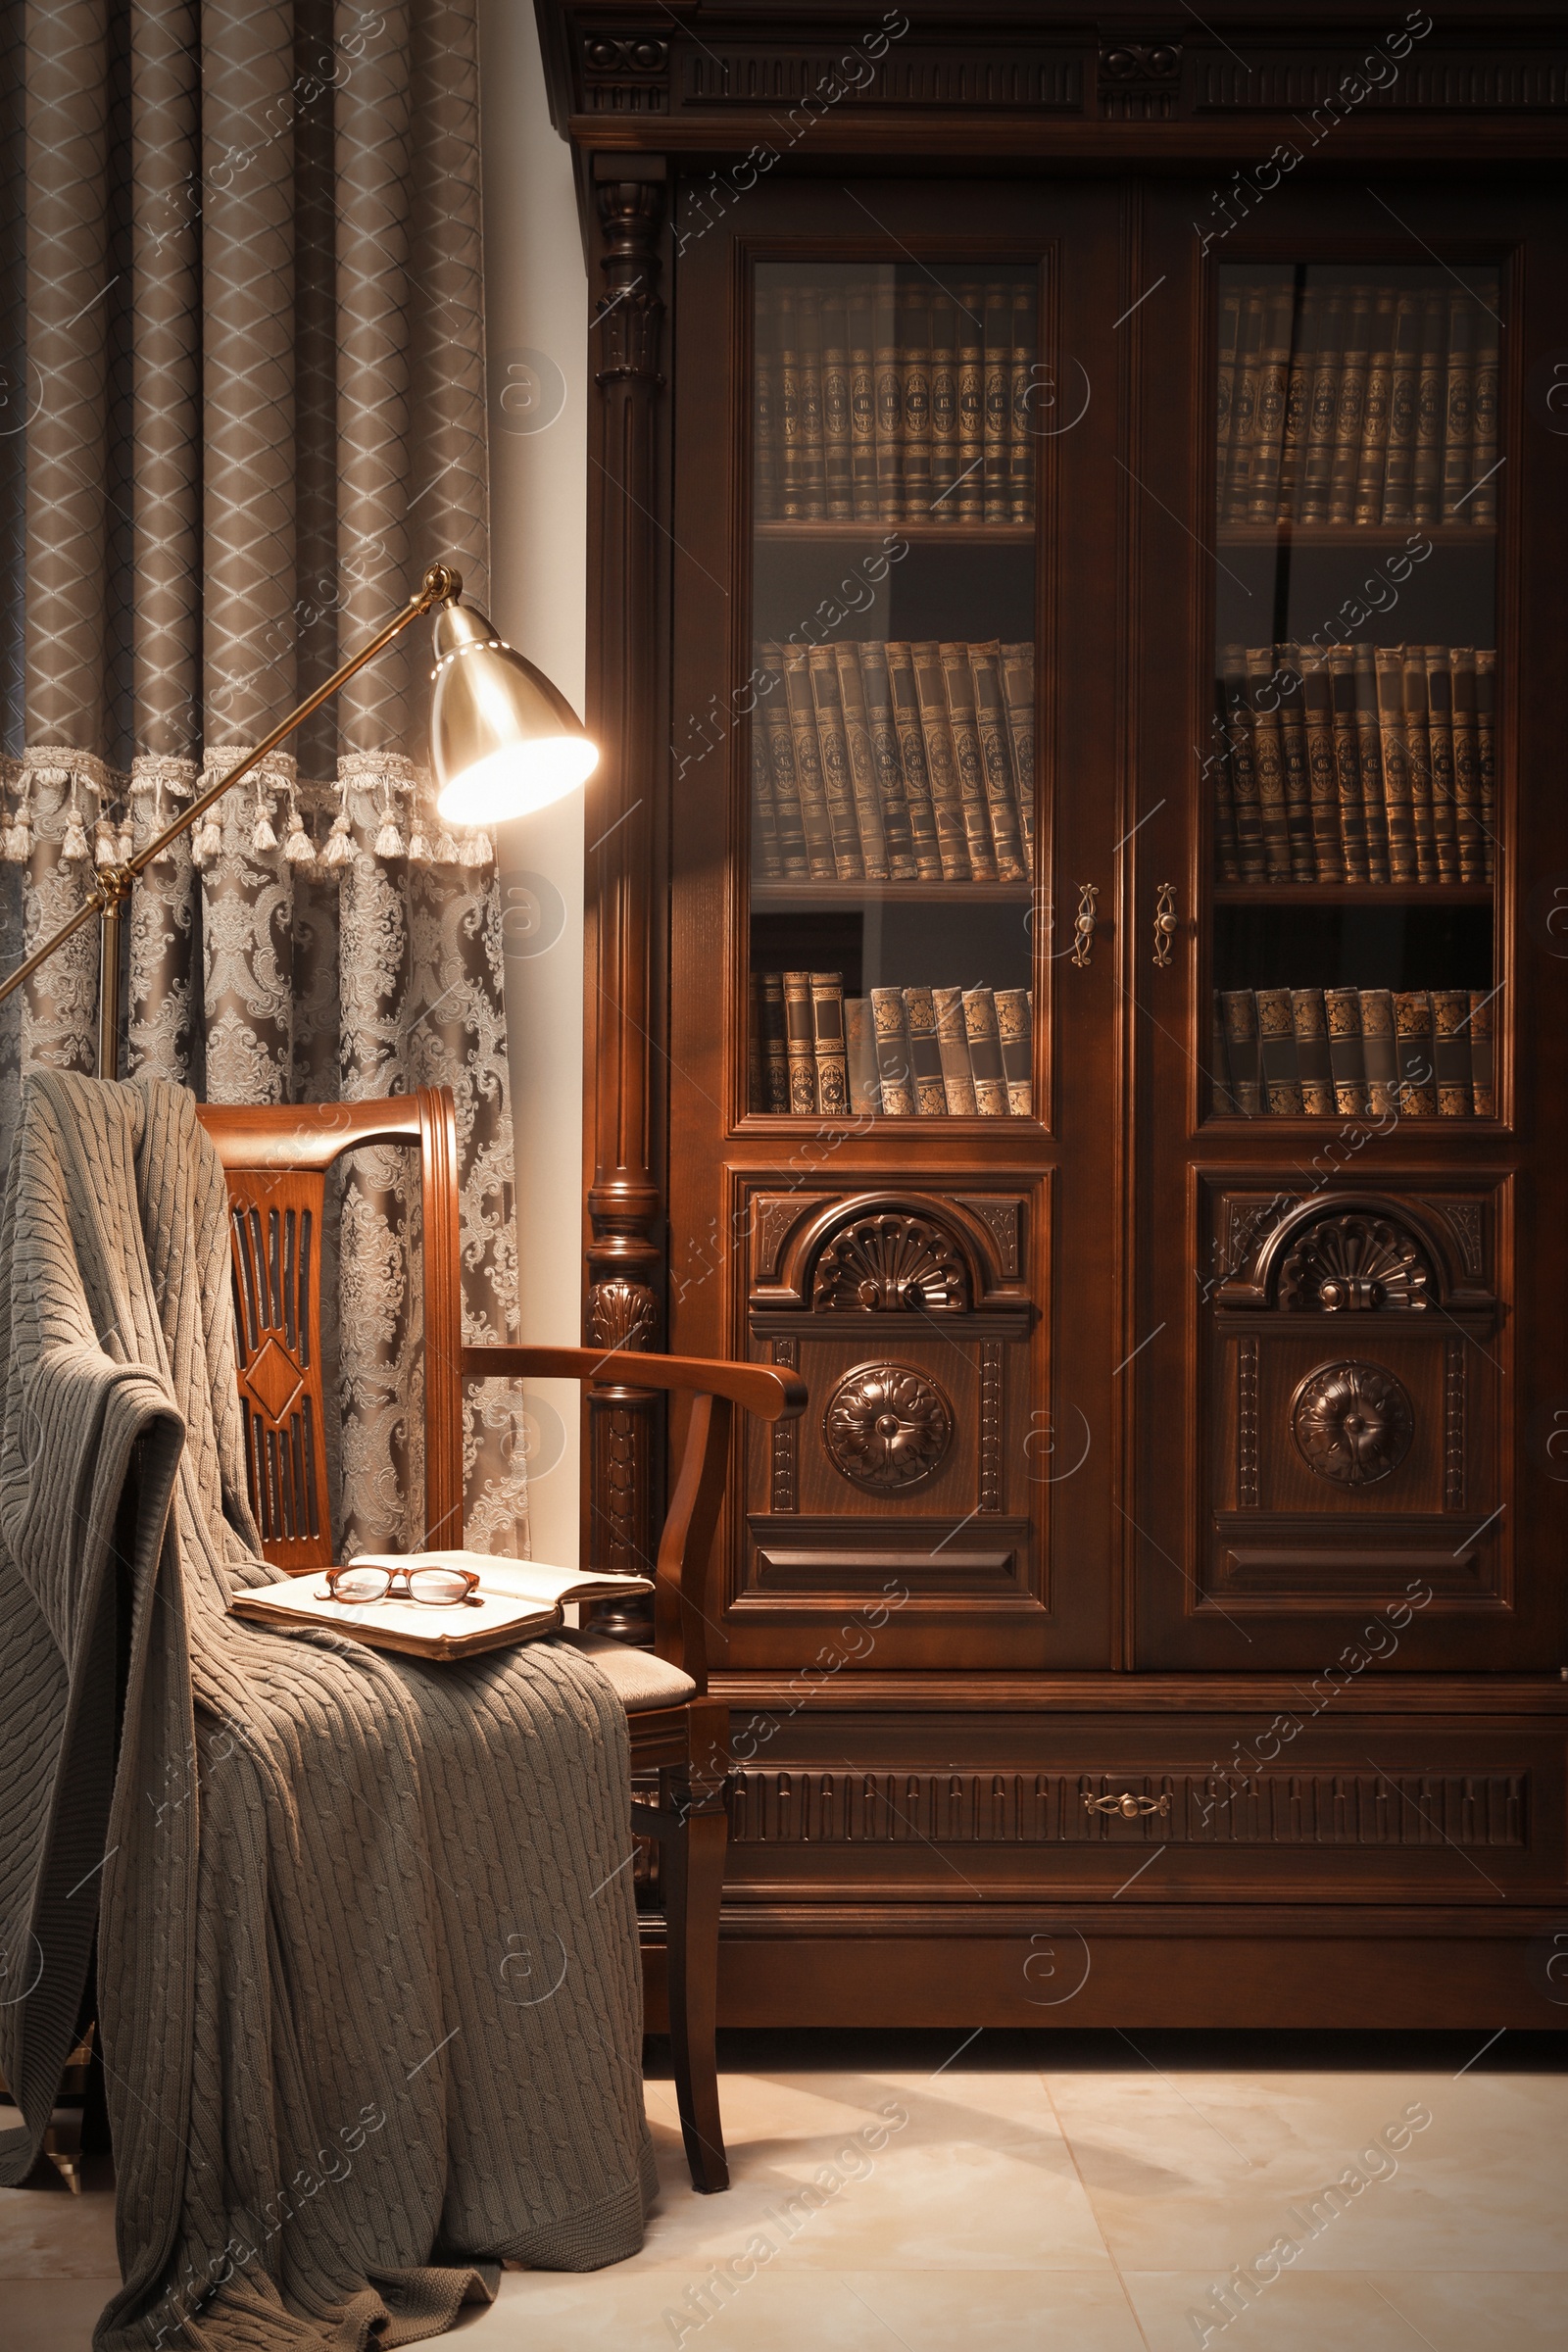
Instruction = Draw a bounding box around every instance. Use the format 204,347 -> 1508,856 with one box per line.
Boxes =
0,564 -> 461,1075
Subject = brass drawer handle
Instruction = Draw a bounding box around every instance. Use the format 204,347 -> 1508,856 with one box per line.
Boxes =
1070,882 -> 1099,968
1085,1791 -> 1171,1819
1152,882 -> 1178,968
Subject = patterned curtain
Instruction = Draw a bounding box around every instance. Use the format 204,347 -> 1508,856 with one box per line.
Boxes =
0,0 -> 528,1557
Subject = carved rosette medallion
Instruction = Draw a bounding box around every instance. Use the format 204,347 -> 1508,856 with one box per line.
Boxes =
823,1361 -> 954,1492
1292,1360 -> 1414,1487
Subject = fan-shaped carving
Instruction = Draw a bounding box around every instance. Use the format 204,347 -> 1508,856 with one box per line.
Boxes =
1292,1360 -> 1414,1487
811,1212 -> 969,1312
823,1362 -> 954,1491
1278,1214 -> 1433,1312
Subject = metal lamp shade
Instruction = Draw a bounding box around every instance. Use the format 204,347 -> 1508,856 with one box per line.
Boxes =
428,597 -> 597,824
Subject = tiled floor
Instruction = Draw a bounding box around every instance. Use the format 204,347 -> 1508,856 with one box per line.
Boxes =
5,2031 -> 1566,2349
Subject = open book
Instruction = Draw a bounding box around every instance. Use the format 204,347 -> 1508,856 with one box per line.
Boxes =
229,1552 -> 655,1662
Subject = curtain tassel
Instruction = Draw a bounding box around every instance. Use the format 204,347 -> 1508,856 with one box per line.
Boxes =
458,829 -> 493,870
94,816 -> 118,867
433,829 -> 461,866
372,779 -> 405,859
192,812 -> 223,866
4,796 -> 31,862
61,787 -> 91,863
320,808 -> 356,869
406,816 -> 434,863
283,796 -> 316,866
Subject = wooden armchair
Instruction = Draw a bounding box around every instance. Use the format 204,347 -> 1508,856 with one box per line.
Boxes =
197,1086 -> 805,2194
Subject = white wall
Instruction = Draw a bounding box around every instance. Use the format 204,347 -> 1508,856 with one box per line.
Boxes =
478,0 -> 587,1565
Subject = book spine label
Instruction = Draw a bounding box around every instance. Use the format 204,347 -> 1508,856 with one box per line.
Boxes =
782,970 -> 817,1112
1221,989 -> 1264,1116
1275,289 -> 1316,521
940,644 -> 1000,881
1470,307 -> 1499,524
901,288 -> 932,518
1424,645 -> 1460,882
1226,285 -> 1266,520
750,721 -> 782,880
1431,987 -> 1474,1116
969,642 -> 1029,882
1354,289 -> 1396,524
1373,646 -> 1418,884
1248,283 -> 1295,522
869,986 -> 915,1116
902,984 -> 948,1115
820,293 -> 853,519
1394,989 -> 1439,1116
999,641 -> 1037,880
933,985 -> 978,1114
1469,987 -> 1495,1117
1256,985 -> 1304,1114
1449,647 -> 1485,884
1442,293 -> 1475,524
777,291 -> 804,519
857,641 -> 918,879
982,282 -> 1010,523
809,970 -> 849,1116
760,971 -> 791,1112
996,987 -> 1033,1117
886,641 -> 945,879
1247,646 -> 1294,882
911,640 -> 973,881
1351,642 -> 1391,884
1382,290 -> 1420,521
1300,291 -> 1344,523
1412,294 -> 1446,524
834,640 -> 891,879
1291,987 -> 1335,1116
873,285 -> 904,523
1324,986 -> 1369,1119
1400,644 -> 1439,885
1475,649 -> 1495,883
956,287 -> 984,519
797,290 -> 826,519
1299,656 -> 1346,884
961,987 -> 1008,1115
776,645 -> 838,880
1008,286 -> 1036,524
1276,656 -> 1315,882
928,296 -> 957,516
1359,989 -> 1398,1120
849,294 -> 878,520
845,996 -> 881,1114
807,644 -> 866,880
1327,284 -> 1371,525
1220,647 -> 1268,883
754,290 -> 778,520
1328,645 -> 1371,883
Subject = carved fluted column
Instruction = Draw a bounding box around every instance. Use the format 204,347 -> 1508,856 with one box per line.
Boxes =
584,166 -> 666,1640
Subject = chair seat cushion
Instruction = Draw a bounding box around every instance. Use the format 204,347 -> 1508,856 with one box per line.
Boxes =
553,1627 -> 696,1711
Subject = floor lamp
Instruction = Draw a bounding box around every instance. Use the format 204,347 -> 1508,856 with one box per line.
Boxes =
0,564 -> 596,1075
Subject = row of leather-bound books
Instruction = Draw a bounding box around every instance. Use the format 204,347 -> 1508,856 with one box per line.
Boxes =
755,282 -> 1037,525
1215,642 -> 1494,886
1213,986 -> 1494,1120
752,638 -> 1035,886
752,972 -> 1033,1118
1217,279 -> 1499,527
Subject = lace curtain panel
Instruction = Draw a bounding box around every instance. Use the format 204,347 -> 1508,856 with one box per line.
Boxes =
0,0 -> 528,1557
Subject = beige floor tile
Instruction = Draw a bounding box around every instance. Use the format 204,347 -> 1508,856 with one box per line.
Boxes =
0,2276 -> 118,2352
0,2173 -> 120,2278
636,2069 -> 1108,2272
1045,2067 -> 1568,2274
1122,2268 -> 1568,2352
458,2267 -> 1145,2350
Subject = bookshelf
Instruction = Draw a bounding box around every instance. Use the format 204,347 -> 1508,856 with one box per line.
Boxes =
543,0 -> 1568,2038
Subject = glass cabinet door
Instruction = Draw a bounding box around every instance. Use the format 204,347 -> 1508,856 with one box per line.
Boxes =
1205,263 -> 1500,1129
745,262 -> 1039,1125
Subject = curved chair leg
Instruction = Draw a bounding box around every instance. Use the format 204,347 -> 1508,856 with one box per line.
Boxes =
662,1786 -> 729,2193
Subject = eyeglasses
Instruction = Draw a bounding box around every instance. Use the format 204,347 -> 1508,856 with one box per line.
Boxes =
318,1563 -> 481,1606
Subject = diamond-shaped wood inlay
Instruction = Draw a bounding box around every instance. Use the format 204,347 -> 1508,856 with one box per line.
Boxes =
244,1334 -> 306,1425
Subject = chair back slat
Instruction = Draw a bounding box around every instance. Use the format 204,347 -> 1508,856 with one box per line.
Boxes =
197,1089 -> 465,1572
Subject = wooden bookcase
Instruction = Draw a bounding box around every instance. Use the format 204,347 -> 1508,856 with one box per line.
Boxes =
537,2 -> 1568,2029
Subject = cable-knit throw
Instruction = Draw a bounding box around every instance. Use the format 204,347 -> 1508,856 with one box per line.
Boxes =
0,1074 -> 655,2349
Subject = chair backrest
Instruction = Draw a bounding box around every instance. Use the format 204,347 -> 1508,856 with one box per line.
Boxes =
196,1088 -> 464,1571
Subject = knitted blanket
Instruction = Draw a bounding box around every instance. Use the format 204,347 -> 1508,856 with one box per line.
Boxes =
0,1074 -> 654,2349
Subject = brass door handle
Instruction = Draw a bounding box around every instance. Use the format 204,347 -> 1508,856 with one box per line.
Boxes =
1152,882 -> 1178,968
1084,1791 -> 1171,1819
1070,882 -> 1099,968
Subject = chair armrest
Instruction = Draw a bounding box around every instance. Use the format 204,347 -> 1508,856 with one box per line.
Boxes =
461,1345 -> 807,1691
462,1344 -> 807,1419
